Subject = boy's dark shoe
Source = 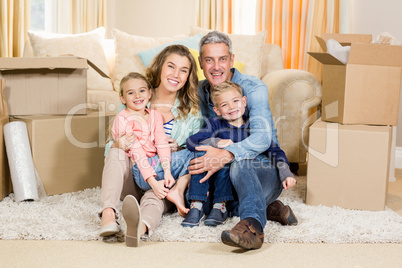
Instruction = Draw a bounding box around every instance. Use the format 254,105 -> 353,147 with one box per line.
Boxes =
204,208 -> 229,227
221,219 -> 264,250
181,208 -> 205,228
266,200 -> 298,226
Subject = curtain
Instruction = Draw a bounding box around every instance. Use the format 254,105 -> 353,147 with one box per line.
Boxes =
197,0 -> 234,33
256,0 -> 340,74
57,0 -> 107,34
0,0 -> 30,57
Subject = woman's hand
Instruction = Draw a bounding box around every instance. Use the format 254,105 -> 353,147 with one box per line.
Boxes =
112,132 -> 136,151
147,176 -> 169,199
167,138 -> 182,152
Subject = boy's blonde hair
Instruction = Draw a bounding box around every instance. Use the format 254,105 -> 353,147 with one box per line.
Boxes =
119,72 -> 152,96
211,81 -> 243,106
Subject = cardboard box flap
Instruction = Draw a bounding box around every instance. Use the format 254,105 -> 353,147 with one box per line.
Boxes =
86,60 -> 109,78
316,34 -> 372,52
308,52 -> 345,65
0,57 -> 89,71
348,43 -> 402,67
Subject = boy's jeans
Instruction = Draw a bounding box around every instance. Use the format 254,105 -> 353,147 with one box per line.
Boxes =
133,149 -> 193,191
187,150 -> 233,203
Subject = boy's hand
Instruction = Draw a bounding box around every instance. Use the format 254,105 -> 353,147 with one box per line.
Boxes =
216,139 -> 233,148
164,172 -> 175,188
282,177 -> 297,190
148,177 -> 169,199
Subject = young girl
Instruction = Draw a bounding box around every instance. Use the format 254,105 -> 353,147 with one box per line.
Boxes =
111,72 -> 175,198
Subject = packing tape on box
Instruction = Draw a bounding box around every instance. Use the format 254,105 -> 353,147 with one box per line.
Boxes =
4,121 -> 39,202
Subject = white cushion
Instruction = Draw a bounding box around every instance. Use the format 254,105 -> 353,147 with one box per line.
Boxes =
27,27 -> 113,91
190,26 -> 267,78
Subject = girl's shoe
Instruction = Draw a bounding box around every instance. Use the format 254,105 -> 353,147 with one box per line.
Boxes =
122,195 -> 142,247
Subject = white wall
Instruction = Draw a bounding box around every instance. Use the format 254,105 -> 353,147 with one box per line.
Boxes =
105,0 -> 198,38
349,0 -> 402,146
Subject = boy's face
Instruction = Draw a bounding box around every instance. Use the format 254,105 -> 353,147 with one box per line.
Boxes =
213,88 -> 247,122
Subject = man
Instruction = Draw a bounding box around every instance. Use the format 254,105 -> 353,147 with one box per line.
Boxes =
188,31 -> 298,250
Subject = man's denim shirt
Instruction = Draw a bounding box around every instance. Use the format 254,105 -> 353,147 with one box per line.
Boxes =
197,68 -> 279,161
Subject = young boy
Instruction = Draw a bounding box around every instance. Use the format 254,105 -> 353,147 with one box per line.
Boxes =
182,81 -> 295,228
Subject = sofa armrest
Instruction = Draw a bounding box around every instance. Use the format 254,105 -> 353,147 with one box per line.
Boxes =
262,69 -> 322,163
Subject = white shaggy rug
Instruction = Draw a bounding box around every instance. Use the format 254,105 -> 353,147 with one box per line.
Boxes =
1,176 -> 402,243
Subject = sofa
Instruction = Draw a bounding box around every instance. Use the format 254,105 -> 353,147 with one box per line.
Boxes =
23,27 -> 322,165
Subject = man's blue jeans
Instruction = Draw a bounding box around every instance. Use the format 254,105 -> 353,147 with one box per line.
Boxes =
229,154 -> 282,229
187,150 -> 233,203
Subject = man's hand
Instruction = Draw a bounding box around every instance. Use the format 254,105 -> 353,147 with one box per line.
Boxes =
188,145 -> 234,183
282,177 -> 297,190
112,132 -> 136,151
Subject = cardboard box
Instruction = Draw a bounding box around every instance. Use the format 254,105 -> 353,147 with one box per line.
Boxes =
11,112 -> 113,195
0,79 -> 11,200
306,120 -> 391,211
0,56 -> 108,116
308,34 -> 402,126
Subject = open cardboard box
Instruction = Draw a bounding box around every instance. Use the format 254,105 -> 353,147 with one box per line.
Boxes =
306,119 -> 392,211
309,34 -> 402,126
0,56 -> 109,116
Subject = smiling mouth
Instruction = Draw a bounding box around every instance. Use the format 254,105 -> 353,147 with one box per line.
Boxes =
211,72 -> 223,77
134,100 -> 144,104
167,78 -> 179,85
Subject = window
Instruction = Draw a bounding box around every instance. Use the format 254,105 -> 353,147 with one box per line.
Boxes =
233,0 -> 257,35
30,0 -> 57,32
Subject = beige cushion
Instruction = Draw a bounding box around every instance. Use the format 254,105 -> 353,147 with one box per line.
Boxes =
27,27 -> 113,91
190,26 -> 267,78
112,28 -> 191,91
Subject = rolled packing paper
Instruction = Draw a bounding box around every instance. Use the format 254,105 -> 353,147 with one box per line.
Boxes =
4,121 -> 39,202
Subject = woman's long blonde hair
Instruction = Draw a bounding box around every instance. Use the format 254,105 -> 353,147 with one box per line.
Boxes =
146,44 -> 200,119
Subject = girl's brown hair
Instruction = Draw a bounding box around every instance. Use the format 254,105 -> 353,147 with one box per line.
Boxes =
119,72 -> 152,96
146,44 -> 200,119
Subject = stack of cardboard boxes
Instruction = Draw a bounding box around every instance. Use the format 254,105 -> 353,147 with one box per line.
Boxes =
0,57 -> 113,199
306,34 -> 402,211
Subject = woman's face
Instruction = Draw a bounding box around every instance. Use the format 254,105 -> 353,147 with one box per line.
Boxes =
159,53 -> 191,93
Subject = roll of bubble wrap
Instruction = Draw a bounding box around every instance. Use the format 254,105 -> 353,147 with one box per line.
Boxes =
4,121 -> 39,202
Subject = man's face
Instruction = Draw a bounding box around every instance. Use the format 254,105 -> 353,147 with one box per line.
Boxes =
199,43 -> 234,87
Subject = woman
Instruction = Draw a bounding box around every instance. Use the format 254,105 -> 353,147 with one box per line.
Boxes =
99,45 -> 203,246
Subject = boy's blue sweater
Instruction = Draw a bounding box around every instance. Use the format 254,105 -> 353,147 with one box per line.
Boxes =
186,116 -> 289,165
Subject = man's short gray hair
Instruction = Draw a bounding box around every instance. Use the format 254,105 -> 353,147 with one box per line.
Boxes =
199,31 -> 233,57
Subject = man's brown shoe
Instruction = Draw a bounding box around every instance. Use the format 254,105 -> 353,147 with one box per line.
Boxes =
221,219 -> 264,250
266,200 -> 298,226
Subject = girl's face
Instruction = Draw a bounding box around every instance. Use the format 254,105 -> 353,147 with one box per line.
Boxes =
120,78 -> 152,113
159,53 -> 191,93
